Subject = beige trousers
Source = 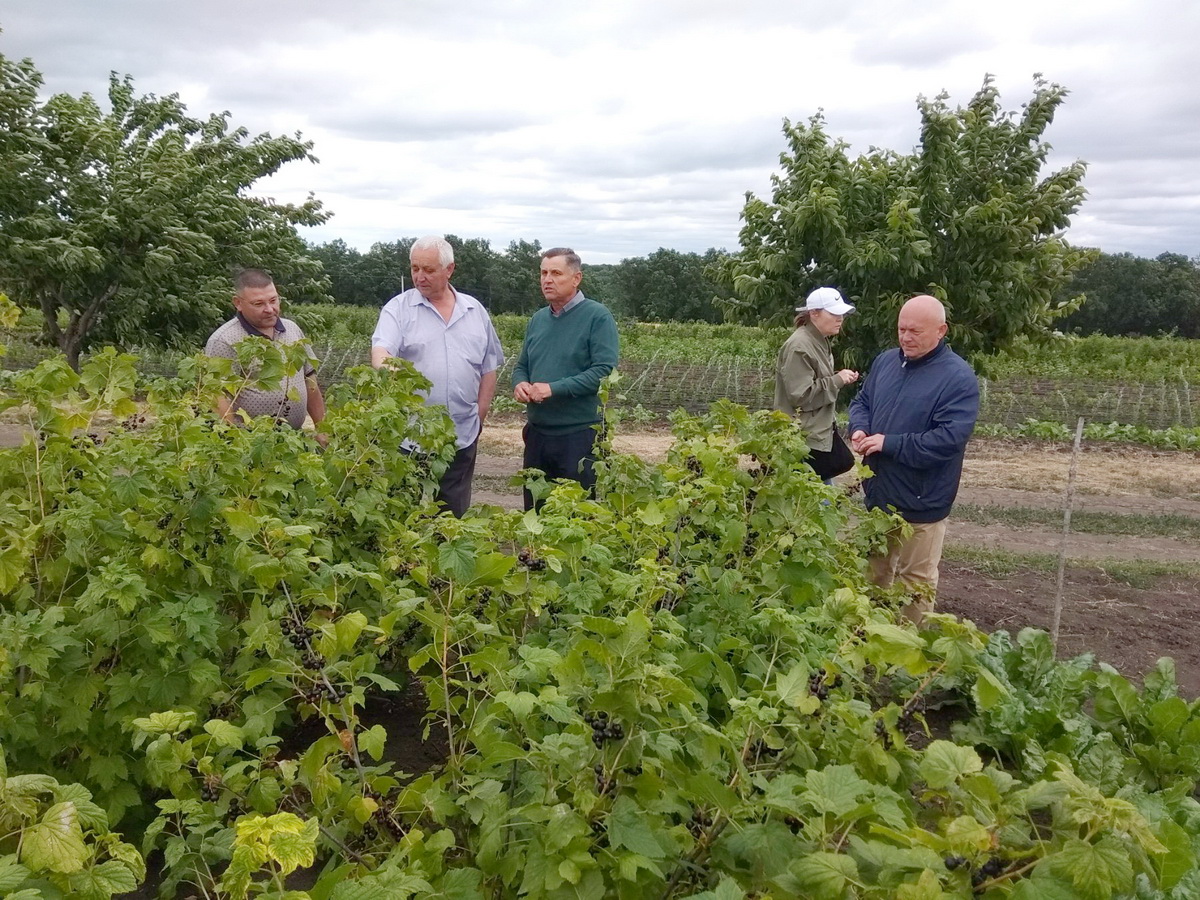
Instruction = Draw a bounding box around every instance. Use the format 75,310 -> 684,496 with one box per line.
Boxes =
868,518 -> 948,622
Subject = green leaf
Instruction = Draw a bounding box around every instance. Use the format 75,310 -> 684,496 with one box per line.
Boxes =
1154,817 -> 1195,890
972,668 -> 1009,710
204,719 -> 245,749
50,783 -> 107,833
131,710 -> 197,738
801,765 -> 871,818
1147,697 -> 1189,742
774,662 -> 810,707
942,815 -> 992,853
608,796 -> 666,859
331,873 -> 433,899
1008,872 -> 1080,900
865,623 -> 931,674
359,724 -> 387,761
1092,669 -> 1140,730
558,858 -> 581,884
438,541 -> 476,583
638,502 -> 665,526
789,851 -> 858,900
919,741 -> 983,789
346,795 -> 378,825
0,856 -> 31,893
21,801 -> 87,874
334,612 -> 368,654
471,551 -> 516,584
222,508 -> 260,541
495,690 -> 538,719
1050,837 -> 1135,899
69,859 -> 140,898
895,868 -> 947,899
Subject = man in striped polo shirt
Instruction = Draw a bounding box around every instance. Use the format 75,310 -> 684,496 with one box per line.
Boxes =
204,268 -> 326,433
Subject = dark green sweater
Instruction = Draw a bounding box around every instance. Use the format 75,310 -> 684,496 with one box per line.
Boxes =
512,296 -> 619,434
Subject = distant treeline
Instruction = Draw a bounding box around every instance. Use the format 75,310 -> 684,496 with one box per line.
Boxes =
300,238 -> 733,323
1056,252 -> 1200,338
301,238 -> 1200,338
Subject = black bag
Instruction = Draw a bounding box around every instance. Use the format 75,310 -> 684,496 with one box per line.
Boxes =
807,428 -> 854,480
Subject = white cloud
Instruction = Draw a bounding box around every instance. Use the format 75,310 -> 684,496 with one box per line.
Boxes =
3,0 -> 1199,260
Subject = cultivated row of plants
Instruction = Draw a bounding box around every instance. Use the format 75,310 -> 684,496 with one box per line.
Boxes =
975,420 -> 1200,451
1,294 -> 1199,897
7,303 -> 1199,430
16,300 -> 1200,380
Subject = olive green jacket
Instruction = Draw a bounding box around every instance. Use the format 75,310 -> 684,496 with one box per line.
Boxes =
774,321 -> 842,451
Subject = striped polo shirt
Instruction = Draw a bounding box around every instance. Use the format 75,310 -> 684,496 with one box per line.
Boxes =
204,315 -> 317,430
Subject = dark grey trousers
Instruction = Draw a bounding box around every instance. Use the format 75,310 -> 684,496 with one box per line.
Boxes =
436,438 -> 479,518
522,423 -> 599,511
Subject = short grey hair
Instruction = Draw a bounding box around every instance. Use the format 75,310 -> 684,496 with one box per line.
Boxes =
233,268 -> 275,294
410,235 -> 454,267
541,247 -> 582,272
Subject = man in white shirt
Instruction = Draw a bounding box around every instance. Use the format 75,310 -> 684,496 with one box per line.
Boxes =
371,235 -> 504,516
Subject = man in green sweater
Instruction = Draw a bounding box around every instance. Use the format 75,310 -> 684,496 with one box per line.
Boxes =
513,248 -> 620,510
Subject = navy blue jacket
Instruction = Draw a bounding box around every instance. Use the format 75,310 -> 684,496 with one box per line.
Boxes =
848,341 -> 979,523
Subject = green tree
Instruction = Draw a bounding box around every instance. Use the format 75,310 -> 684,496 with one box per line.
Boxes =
445,234 -> 502,305
303,239 -> 375,306
1058,251 -> 1200,337
0,51 -> 329,368
494,238 -> 544,314
617,247 -> 731,322
362,238 -> 416,302
712,76 -> 1092,369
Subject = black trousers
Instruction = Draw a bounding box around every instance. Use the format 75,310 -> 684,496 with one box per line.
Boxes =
436,438 -> 478,518
806,429 -> 854,481
522,423 -> 598,511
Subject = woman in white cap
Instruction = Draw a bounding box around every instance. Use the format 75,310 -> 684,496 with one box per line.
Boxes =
774,287 -> 859,482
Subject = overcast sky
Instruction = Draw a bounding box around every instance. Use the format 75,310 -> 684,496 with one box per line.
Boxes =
3,1 -> 1198,264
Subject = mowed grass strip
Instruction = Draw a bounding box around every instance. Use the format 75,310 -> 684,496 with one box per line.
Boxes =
942,545 -> 1200,587
952,503 -> 1200,542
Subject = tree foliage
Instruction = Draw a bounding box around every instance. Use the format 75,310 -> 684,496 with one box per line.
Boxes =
615,248 -> 732,323
713,76 -> 1093,370
0,50 -> 330,368
303,236 -> 734,323
1058,251 -> 1200,338
302,235 -> 545,314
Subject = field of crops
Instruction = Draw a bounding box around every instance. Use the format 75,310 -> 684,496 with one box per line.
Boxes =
4,323 -> 1200,896
5,304 -> 1200,433
294,307 -> 1200,428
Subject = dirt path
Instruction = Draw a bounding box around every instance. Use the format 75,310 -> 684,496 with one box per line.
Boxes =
473,427 -> 1200,563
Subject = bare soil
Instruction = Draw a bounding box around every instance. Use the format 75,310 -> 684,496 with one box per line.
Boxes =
937,562 -> 1200,696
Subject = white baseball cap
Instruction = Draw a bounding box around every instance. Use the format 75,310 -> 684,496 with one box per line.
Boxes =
798,287 -> 855,316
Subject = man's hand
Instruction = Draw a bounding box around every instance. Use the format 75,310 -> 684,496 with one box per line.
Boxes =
514,381 -> 553,403
849,430 -> 867,454
856,433 -> 885,456
837,369 -> 859,386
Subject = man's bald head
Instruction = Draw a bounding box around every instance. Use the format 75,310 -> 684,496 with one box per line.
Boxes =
897,294 -> 948,359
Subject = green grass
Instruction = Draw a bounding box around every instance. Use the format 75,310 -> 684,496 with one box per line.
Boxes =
952,503 -> 1200,542
942,544 -> 1200,586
